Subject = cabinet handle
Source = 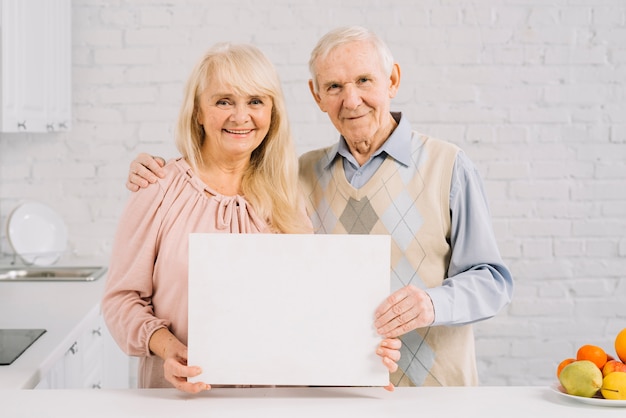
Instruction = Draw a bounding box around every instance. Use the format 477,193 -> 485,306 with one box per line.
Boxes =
17,121 -> 27,130
69,341 -> 78,355
92,382 -> 102,389
58,121 -> 68,130
92,327 -> 102,337
46,124 -> 54,132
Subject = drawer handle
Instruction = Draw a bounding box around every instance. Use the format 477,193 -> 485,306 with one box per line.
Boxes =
92,327 -> 102,337
69,342 -> 78,355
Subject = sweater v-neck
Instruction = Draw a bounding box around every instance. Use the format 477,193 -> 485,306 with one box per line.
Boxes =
331,155 -> 400,201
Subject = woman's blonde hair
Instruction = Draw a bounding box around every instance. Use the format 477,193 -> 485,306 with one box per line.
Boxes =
308,25 -> 395,93
176,43 -> 308,233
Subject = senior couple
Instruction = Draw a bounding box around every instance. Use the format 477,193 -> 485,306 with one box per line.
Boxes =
102,25 -> 514,393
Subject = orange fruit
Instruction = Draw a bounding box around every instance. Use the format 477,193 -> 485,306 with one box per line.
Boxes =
557,358 -> 576,377
616,328 -> 626,363
576,344 -> 608,369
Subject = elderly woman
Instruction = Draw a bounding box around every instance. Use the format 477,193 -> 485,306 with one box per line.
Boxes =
102,43 -> 314,393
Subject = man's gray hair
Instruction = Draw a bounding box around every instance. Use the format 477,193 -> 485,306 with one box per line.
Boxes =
308,26 -> 395,93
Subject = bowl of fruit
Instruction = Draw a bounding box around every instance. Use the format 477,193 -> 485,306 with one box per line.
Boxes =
553,328 -> 626,406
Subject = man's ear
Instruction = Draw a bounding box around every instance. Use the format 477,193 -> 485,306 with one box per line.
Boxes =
308,79 -> 326,112
388,63 -> 401,99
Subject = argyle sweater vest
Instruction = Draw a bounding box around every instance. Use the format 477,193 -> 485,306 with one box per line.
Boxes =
298,132 -> 478,386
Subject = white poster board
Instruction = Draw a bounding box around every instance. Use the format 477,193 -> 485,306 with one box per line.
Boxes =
188,233 -> 390,386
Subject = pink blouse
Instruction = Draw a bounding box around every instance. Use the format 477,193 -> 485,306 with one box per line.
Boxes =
102,157 -> 310,388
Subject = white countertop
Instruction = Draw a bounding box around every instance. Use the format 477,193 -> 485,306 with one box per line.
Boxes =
0,275 -> 106,389
1,272 -> 625,416
0,386 -> 624,417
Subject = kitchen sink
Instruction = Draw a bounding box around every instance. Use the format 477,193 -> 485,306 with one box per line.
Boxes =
0,266 -> 107,282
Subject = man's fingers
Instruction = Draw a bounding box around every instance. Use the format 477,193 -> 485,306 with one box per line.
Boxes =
375,297 -> 418,330
383,356 -> 399,373
379,315 -> 424,339
126,181 -> 140,192
382,338 -> 402,349
132,163 -> 160,183
375,288 -> 410,318
378,347 -> 401,362
154,156 -> 166,167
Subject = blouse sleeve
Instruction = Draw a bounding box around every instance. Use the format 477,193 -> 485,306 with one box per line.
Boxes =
101,181 -> 170,357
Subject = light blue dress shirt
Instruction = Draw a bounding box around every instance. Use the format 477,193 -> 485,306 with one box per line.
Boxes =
333,113 -> 513,326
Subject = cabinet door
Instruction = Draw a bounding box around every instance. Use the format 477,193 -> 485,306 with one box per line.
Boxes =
62,340 -> 83,388
34,312 -> 105,390
1,0 -> 71,132
80,315 -> 104,389
64,313 -> 104,389
44,0 -> 71,132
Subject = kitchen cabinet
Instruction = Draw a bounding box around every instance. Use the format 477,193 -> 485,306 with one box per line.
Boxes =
34,309 -> 134,390
34,310 -> 104,389
0,0 -> 71,132
0,275 -> 133,390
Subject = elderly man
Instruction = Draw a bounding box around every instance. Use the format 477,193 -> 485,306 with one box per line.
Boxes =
127,26 -> 513,387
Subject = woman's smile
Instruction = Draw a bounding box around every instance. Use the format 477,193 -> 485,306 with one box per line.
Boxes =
224,128 -> 254,135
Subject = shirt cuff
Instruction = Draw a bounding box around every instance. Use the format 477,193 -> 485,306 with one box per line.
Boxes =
425,286 -> 454,326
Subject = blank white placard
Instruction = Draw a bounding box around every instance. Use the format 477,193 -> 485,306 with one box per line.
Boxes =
187,233 -> 390,386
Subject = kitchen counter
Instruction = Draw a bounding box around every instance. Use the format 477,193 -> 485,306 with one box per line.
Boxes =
1,274 -> 624,416
0,386 -> 624,417
0,275 -> 106,389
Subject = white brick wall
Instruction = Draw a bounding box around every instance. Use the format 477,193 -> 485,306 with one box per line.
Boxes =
1,0 -> 624,386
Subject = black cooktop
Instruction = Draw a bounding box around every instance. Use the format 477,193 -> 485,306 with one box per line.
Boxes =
0,329 -> 47,365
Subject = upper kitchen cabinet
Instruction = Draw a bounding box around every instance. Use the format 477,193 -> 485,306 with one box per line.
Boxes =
0,0 -> 71,133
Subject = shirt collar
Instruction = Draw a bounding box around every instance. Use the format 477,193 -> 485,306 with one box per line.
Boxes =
323,112 -> 412,170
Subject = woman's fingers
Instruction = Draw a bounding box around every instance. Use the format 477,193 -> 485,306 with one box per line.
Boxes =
163,358 -> 210,394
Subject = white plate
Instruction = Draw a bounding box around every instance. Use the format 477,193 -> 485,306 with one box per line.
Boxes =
551,383 -> 626,407
7,201 -> 68,266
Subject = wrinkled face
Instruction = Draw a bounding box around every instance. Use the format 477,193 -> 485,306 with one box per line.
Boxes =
309,40 -> 400,160
197,77 -> 273,162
